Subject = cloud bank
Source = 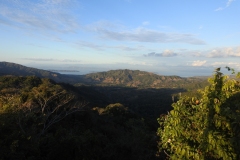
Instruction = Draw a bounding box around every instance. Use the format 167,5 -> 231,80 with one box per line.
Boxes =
189,46 -> 240,58
207,47 -> 240,58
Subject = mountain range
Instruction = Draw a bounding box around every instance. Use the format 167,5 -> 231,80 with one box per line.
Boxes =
0,61 -> 208,89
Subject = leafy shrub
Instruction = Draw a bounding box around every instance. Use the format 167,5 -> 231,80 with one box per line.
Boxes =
157,68 -> 240,159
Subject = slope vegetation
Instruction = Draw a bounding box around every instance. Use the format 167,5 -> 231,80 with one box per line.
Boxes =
84,69 -> 207,88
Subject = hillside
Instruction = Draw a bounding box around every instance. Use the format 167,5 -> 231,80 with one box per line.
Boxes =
0,62 -> 208,90
0,61 -> 62,79
0,62 -> 215,159
83,69 -> 208,89
0,75 -> 160,159
0,61 -> 86,84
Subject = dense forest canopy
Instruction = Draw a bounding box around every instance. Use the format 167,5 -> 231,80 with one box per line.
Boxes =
0,76 -> 158,159
0,62 -> 208,89
1,62 -> 239,159
157,68 -> 240,159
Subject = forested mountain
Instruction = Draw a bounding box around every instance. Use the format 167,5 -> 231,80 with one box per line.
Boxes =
0,62 -> 209,118
1,62 -> 239,159
0,61 -> 88,84
83,69 -> 207,88
0,62 -> 205,159
0,62 -> 209,119
0,61 -> 63,80
0,75 -> 159,159
0,62 -> 208,90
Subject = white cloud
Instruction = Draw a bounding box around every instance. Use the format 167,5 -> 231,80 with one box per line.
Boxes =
188,46 -> 240,58
142,21 -> 150,26
215,0 -> 235,11
43,0 -> 72,5
61,59 -> 82,63
226,0 -> 234,7
75,40 -> 145,51
210,62 -> 240,70
23,58 -> 54,61
144,50 -> 178,57
23,58 -> 81,63
191,51 -> 202,57
113,45 -> 143,51
192,60 -> 207,66
93,27 -> 205,45
127,61 -> 153,66
215,7 -> 224,11
75,41 -> 104,51
208,49 -> 225,58
162,50 -> 177,57
0,0 -> 79,33
207,47 -> 240,58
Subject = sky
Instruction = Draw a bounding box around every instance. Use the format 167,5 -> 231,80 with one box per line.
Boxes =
0,0 -> 240,76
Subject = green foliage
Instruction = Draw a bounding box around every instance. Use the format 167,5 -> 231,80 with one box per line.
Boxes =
84,69 -> 207,89
0,61 -> 64,82
103,103 -> 129,116
90,103 -> 157,160
1,62 -> 209,92
0,76 -> 158,159
0,76 -> 85,158
157,68 -> 240,159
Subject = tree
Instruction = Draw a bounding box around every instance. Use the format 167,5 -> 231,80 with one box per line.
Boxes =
157,67 -> 240,159
30,79 -> 87,135
0,77 -> 87,136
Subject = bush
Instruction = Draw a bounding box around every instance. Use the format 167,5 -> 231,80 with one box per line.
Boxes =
157,68 -> 240,159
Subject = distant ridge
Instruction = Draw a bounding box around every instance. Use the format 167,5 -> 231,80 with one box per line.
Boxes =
83,69 -> 207,88
0,61 -> 62,81
0,62 -> 208,89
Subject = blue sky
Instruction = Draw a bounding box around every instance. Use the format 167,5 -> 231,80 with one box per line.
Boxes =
0,0 -> 240,76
